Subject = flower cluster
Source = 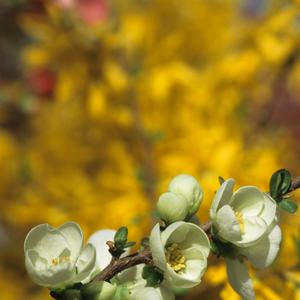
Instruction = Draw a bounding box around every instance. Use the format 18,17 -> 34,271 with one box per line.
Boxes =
24,171 -> 298,299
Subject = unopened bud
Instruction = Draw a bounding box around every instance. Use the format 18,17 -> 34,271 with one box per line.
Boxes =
168,174 -> 203,216
157,192 -> 189,223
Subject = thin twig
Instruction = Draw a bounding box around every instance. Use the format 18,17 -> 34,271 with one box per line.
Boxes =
93,249 -> 152,282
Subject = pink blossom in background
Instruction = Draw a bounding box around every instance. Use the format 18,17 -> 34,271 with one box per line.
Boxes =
54,0 -> 109,24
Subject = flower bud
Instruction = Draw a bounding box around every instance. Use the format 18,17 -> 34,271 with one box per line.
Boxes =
168,174 -> 203,216
81,281 -> 117,300
157,192 -> 189,223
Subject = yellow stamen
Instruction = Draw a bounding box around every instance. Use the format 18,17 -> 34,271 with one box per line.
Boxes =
165,243 -> 186,273
235,211 -> 245,233
51,258 -> 59,266
51,256 -> 70,266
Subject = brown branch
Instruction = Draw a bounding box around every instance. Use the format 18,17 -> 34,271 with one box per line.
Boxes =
93,249 -> 152,282
290,176 -> 300,192
93,176 -> 300,283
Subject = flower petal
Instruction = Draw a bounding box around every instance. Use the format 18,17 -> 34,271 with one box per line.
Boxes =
161,221 -> 210,258
164,257 -> 203,288
168,174 -> 203,216
149,223 -> 167,271
24,223 -> 68,261
88,229 -> 118,271
210,179 -> 235,219
216,205 -> 242,242
239,225 -> 282,268
25,250 -> 49,286
230,186 -> 264,217
58,222 -> 83,262
236,216 -> 268,247
225,258 -> 255,300
131,286 -> 174,300
73,244 -> 96,282
258,194 -> 277,226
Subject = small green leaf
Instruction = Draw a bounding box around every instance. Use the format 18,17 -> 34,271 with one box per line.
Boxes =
269,169 -> 292,199
218,176 -> 225,185
142,265 -> 164,287
114,227 -> 128,248
124,241 -> 136,248
278,199 -> 298,213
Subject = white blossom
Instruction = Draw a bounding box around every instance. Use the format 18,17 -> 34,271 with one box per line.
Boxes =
149,221 -> 210,288
210,179 -> 281,300
24,222 -> 96,289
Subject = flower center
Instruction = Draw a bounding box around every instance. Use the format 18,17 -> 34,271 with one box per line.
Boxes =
235,211 -> 245,233
165,243 -> 186,273
51,256 -> 70,266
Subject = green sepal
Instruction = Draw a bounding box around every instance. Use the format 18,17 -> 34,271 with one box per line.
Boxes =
269,169 -> 292,199
81,282 -> 104,298
62,289 -> 82,300
278,198 -> 298,213
112,284 -> 130,300
142,265 -> 164,287
50,290 -> 64,299
152,210 -> 161,220
210,227 -> 237,258
114,227 -> 128,248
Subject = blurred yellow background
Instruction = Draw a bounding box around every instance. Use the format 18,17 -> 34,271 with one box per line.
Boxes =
1,0 -> 300,299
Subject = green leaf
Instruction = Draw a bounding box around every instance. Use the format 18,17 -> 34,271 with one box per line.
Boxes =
114,227 -> 128,248
124,241 -> 136,248
142,265 -> 164,287
278,199 -> 298,213
218,176 -> 225,185
269,169 -> 292,199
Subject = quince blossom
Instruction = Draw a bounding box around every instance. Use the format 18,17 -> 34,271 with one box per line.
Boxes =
210,179 -> 282,300
24,222 -> 96,289
149,221 -> 210,288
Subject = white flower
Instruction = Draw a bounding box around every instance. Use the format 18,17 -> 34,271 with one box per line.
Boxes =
24,222 -> 96,289
210,179 -> 282,300
149,221 -> 210,288
168,174 -> 203,216
157,192 -> 189,223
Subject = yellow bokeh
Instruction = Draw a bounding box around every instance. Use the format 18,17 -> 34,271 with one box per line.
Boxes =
1,0 -> 300,299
